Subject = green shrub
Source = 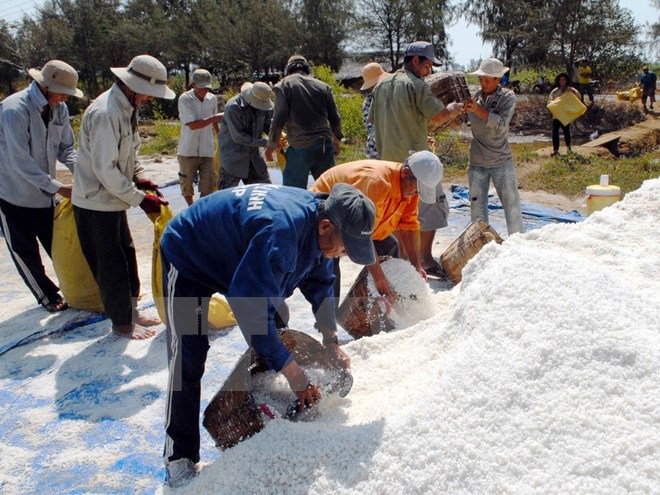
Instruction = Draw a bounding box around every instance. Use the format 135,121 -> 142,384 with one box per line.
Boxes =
314,65 -> 367,142
139,120 -> 180,156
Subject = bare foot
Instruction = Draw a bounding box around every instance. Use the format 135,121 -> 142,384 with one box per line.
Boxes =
135,312 -> 161,327
113,323 -> 156,340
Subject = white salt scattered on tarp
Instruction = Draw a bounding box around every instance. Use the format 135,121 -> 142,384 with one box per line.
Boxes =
160,178 -> 660,495
364,257 -> 436,328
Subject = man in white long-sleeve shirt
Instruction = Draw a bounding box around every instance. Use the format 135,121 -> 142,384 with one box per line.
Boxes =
0,60 -> 83,312
72,55 -> 172,339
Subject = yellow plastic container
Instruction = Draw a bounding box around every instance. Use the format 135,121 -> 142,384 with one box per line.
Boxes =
586,175 -> 620,215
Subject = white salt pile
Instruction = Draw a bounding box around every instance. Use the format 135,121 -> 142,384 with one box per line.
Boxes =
160,178 -> 660,495
365,257 -> 436,328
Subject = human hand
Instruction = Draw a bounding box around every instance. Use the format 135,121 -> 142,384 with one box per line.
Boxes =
139,193 -> 169,215
57,185 -> 73,199
332,136 -> 341,156
265,147 -> 275,162
375,277 -> 398,307
281,360 -> 322,412
135,178 -> 162,197
446,101 -> 463,113
325,342 -> 351,369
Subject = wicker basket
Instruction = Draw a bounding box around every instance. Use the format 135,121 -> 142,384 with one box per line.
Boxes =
336,258 -> 396,340
439,220 -> 503,284
426,71 -> 471,105
426,71 -> 471,133
203,329 -> 340,450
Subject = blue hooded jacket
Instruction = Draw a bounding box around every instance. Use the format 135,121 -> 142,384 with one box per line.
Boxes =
160,184 -> 336,371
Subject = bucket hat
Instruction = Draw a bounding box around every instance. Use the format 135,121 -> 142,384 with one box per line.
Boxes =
28,60 -> 83,98
242,82 -> 274,111
405,151 -> 443,204
111,55 -> 175,100
192,69 -> 213,89
360,62 -> 391,91
324,183 -> 376,265
470,58 -> 509,78
403,41 -> 441,66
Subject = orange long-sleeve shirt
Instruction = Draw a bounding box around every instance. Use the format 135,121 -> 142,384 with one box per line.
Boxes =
310,160 -> 419,241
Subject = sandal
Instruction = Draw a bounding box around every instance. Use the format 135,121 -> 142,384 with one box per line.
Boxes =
42,296 -> 69,313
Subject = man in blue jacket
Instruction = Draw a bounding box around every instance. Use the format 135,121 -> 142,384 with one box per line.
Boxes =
161,182 -> 376,487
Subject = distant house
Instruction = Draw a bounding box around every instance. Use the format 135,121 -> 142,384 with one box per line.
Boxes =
334,52 -> 393,91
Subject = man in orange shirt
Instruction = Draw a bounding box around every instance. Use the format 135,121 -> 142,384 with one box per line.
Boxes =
311,150 -> 442,303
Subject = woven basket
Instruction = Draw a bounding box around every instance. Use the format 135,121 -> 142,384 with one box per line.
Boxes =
426,71 -> 471,133
203,329 -> 340,450
426,71 -> 471,105
439,220 -> 503,284
336,257 -> 396,340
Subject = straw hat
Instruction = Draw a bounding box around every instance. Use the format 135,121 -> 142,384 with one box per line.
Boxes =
242,82 -> 274,111
470,58 -> 509,78
360,62 -> 391,91
28,60 -> 83,98
111,55 -> 175,100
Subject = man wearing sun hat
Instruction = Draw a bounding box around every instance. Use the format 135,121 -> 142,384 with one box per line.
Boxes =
369,41 -> 461,276
177,68 -> 222,205
360,62 -> 391,159
466,57 -> 523,235
218,81 -> 274,189
0,60 -> 83,313
160,182 -> 375,487
311,150 -> 442,303
72,54 -> 173,340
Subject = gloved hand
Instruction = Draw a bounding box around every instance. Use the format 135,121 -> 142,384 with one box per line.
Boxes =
139,193 -> 169,214
446,101 -> 463,113
135,178 -> 162,197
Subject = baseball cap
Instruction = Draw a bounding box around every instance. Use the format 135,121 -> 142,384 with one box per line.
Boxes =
403,41 -> 441,66
405,151 -> 443,204
192,69 -> 213,89
324,183 -> 376,265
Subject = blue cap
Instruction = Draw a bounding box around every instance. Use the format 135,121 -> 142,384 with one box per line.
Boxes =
403,41 -> 441,66
324,183 -> 376,265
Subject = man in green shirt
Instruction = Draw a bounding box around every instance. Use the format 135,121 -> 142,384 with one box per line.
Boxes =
368,41 -> 462,276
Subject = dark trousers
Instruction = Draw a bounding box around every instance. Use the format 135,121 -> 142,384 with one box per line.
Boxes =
162,252 -> 212,464
73,206 -> 139,326
217,163 -> 271,190
552,119 -> 571,152
0,198 -> 59,305
332,234 -> 400,302
283,137 -> 336,189
161,252 -> 288,464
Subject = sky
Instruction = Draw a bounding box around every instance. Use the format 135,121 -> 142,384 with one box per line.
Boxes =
0,0 -> 656,67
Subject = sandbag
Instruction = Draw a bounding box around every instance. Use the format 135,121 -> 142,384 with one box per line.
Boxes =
51,199 -> 104,312
148,204 -> 174,323
148,204 -> 236,329
208,294 -> 236,329
546,91 -> 587,126
616,86 -> 642,103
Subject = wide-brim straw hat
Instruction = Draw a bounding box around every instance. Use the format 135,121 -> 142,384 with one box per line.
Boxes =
242,81 -> 274,111
470,58 -> 509,78
111,54 -> 175,100
360,62 -> 391,91
28,60 -> 84,98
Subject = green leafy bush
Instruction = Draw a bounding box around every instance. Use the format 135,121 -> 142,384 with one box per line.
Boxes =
314,65 -> 367,142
